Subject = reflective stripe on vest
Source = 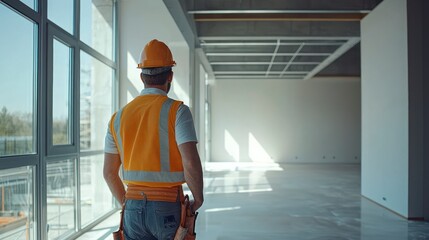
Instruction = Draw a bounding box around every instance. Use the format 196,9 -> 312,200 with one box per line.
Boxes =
111,97 -> 185,185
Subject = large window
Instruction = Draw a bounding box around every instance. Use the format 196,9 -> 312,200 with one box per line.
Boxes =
80,155 -> 113,226
47,0 -> 74,34
80,0 -> 114,60
0,3 -> 36,157
20,0 -> 36,10
0,0 -> 117,239
47,159 -> 76,239
80,51 -> 113,151
0,166 -> 35,240
52,39 -> 73,145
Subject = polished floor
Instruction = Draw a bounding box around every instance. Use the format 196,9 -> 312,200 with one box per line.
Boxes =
76,164 -> 429,240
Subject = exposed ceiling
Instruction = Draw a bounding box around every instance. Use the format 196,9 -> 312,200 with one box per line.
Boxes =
165,0 -> 383,80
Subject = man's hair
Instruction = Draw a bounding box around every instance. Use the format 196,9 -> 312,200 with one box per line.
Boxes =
141,70 -> 172,85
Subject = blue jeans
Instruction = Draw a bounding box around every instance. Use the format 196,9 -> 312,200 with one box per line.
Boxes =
123,199 -> 181,240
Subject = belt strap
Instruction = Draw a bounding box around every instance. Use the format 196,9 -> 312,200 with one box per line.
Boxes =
125,185 -> 183,202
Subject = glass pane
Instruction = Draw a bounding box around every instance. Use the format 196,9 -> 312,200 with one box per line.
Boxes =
80,51 -> 113,151
20,0 -> 36,10
48,0 -> 74,34
0,3 -> 36,157
0,166 -> 35,240
47,159 -> 76,239
52,39 -> 72,145
80,0 -> 114,59
80,155 -> 114,226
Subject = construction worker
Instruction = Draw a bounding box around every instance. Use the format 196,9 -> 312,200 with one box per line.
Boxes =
103,39 -> 204,240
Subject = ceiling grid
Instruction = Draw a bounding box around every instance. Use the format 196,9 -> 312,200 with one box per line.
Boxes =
202,38 -> 359,80
166,0 -> 384,80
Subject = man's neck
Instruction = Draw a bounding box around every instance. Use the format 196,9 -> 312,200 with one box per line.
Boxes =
144,84 -> 168,93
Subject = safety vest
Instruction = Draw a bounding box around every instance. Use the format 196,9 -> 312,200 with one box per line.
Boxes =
109,94 -> 185,187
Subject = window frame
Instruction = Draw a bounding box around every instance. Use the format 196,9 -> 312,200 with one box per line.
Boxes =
0,0 -> 119,239
46,27 -> 79,155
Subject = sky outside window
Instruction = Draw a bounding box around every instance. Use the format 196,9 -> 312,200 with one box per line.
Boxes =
48,0 -> 74,34
20,0 -> 37,10
52,39 -> 72,145
80,0 -> 114,60
0,3 -> 36,156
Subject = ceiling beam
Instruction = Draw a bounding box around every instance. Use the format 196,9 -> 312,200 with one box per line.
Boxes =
214,71 -> 309,75
189,10 -> 371,14
266,40 -> 281,76
196,48 -> 215,79
215,76 -> 305,80
197,22 -> 360,37
200,36 -> 356,41
210,62 -> 320,65
187,0 -> 382,12
304,37 -> 360,80
163,0 -> 199,47
193,13 -> 367,22
206,52 -> 331,56
280,43 -> 305,77
201,42 -> 343,46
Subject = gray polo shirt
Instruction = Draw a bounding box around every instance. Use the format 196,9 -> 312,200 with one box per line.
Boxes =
104,88 -> 198,154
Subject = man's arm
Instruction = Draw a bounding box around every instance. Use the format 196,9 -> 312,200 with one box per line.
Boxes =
103,153 -> 126,205
179,142 -> 204,212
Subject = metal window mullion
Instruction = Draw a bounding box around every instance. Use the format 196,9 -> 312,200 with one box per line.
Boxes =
79,41 -> 116,68
45,153 -> 79,162
74,0 -> 82,227
45,23 -> 80,237
47,26 -> 79,156
0,155 -> 38,170
79,150 -> 105,157
38,0 -> 48,238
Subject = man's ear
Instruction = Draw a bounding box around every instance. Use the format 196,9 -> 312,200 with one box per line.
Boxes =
140,72 -> 145,83
168,71 -> 173,83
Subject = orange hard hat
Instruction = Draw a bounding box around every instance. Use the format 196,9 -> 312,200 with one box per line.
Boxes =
137,39 -> 176,68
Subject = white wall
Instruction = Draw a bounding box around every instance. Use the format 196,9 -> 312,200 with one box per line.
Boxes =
118,0 -> 190,107
361,0 -> 409,217
198,64 -> 207,166
210,77 -> 361,164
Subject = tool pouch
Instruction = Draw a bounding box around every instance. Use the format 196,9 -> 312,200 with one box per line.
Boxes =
174,195 -> 198,240
112,229 -> 124,240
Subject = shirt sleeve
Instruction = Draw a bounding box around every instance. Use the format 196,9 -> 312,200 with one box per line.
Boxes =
175,104 -> 198,145
104,121 -> 119,154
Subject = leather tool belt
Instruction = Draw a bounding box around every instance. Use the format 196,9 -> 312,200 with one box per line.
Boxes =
125,184 -> 182,202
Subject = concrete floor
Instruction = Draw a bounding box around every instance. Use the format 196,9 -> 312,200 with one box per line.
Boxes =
76,164 -> 429,240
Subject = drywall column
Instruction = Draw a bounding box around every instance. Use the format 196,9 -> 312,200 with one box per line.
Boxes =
407,0 -> 425,219
361,0 -> 427,219
197,64 -> 207,166
408,0 -> 428,220
423,0 -> 429,221
361,0 -> 409,217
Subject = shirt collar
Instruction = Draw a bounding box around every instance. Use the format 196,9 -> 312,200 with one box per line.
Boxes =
140,88 -> 167,96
